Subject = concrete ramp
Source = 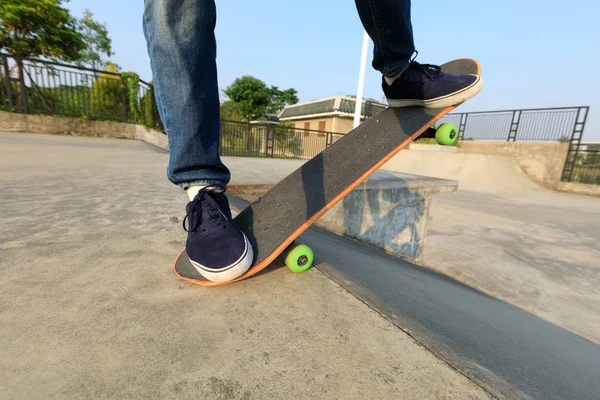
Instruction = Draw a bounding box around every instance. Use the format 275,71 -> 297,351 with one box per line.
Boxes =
382,147 -> 546,194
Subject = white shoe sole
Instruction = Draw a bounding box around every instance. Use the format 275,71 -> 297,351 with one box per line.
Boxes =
387,76 -> 484,109
189,234 -> 254,282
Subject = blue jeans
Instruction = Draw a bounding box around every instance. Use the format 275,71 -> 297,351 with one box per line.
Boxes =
143,0 -> 414,189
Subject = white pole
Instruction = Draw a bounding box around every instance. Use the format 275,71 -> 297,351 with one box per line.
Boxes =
353,30 -> 370,129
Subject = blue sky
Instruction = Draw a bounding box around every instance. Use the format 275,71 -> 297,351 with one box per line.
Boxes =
65,0 -> 599,140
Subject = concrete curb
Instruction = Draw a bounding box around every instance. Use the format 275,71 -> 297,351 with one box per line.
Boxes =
557,181 -> 600,196
0,110 -> 169,151
228,172 -> 458,264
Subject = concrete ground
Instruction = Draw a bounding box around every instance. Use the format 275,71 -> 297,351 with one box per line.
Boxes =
305,226 -> 600,400
227,143 -> 600,344
221,141 -> 600,345
424,190 -> 600,344
381,145 -> 600,343
0,132 -> 489,399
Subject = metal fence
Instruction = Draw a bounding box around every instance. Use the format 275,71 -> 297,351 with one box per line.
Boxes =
433,106 -> 596,185
434,106 -> 588,142
0,53 -> 162,130
0,53 -> 344,159
561,146 -> 600,185
3,54 -> 596,184
220,120 -> 343,159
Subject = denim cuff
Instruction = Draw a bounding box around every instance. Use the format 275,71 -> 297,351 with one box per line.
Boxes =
178,180 -> 227,191
386,61 -> 411,79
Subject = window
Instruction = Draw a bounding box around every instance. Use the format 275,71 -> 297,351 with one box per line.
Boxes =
304,122 -> 310,137
318,121 -> 326,136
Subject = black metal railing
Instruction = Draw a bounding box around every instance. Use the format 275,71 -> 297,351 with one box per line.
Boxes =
1,53 -> 345,159
3,54 -> 596,184
0,53 -> 162,130
220,120 -> 343,159
434,106 -> 588,142
433,106 -> 596,185
559,108 -> 591,184
561,147 -> 600,185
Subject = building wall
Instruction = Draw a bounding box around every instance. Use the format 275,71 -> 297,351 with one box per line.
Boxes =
283,115 -> 360,135
333,117 -> 356,134
286,117 -> 334,134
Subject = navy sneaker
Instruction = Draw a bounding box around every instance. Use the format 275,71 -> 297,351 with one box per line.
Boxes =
383,61 -> 483,109
183,186 -> 253,282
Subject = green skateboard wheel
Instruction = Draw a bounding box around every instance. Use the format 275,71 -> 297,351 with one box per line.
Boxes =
285,244 -> 314,273
435,123 -> 459,146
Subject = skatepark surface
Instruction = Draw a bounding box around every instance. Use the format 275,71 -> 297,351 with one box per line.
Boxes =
382,147 -> 546,193
2,131 -> 600,399
424,189 -> 600,344
0,132 -> 490,399
224,143 -> 600,344
380,146 -> 600,344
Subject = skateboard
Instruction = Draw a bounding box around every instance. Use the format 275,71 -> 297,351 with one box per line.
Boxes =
175,58 -> 481,287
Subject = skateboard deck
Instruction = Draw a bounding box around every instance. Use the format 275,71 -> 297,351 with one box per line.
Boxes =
175,58 -> 481,287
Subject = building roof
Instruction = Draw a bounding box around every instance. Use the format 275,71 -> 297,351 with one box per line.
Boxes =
278,95 -> 387,121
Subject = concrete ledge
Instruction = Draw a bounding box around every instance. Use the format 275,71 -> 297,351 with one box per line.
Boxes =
134,125 -> 168,150
0,110 -> 168,150
404,142 -> 571,190
408,142 -> 459,153
383,148 -> 548,193
458,141 -> 570,190
229,171 -> 458,264
557,181 -> 600,197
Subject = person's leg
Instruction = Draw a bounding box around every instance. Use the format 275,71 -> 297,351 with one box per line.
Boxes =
354,0 -> 415,79
354,0 -> 483,108
143,0 -> 229,190
143,0 -> 253,282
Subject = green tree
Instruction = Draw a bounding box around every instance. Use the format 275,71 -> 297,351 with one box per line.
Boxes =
77,9 -> 113,70
266,87 -> 298,114
121,71 -> 140,122
139,81 -> 162,130
90,63 -> 123,120
223,76 -> 271,120
220,100 -> 244,121
0,0 -> 86,61
223,76 -> 298,120
0,0 -> 87,111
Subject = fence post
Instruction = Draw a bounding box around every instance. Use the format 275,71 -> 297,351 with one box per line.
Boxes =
508,110 -> 521,141
1,54 -> 14,111
266,124 -> 275,157
16,57 -> 28,113
458,113 -> 468,140
121,76 -> 128,122
560,106 -> 589,182
245,122 -> 251,153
